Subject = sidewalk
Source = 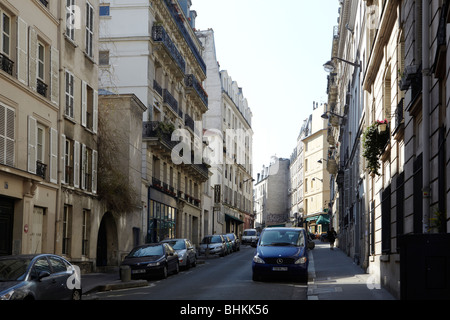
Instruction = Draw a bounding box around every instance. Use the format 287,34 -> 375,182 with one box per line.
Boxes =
307,241 -> 396,300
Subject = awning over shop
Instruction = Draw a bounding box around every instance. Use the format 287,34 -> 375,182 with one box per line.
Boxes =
225,213 -> 244,225
316,215 -> 330,225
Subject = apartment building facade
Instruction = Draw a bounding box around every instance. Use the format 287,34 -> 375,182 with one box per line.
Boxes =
197,29 -> 254,235
327,0 -> 450,299
99,0 -> 210,247
0,0 -> 102,271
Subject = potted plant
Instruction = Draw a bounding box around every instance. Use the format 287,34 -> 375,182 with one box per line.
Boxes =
362,121 -> 390,176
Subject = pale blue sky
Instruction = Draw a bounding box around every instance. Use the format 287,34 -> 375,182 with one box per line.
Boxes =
192,0 -> 339,177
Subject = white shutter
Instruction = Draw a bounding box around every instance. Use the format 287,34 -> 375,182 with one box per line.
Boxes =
92,150 -> 97,194
61,134 -> 66,184
17,17 -> 28,85
81,143 -> 86,190
5,108 -> 14,166
29,27 -> 38,92
28,116 -> 37,174
93,89 -> 98,134
50,47 -> 59,104
81,81 -> 87,127
74,140 -> 80,188
0,105 -> 5,164
50,128 -> 58,183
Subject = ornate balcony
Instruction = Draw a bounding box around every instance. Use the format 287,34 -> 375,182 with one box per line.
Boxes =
185,74 -> 208,111
0,53 -> 14,76
162,0 -> 206,75
162,89 -> 179,115
36,161 -> 47,179
152,25 -> 186,75
37,79 -> 48,97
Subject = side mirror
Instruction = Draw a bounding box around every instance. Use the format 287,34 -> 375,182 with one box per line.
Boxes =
38,271 -> 51,281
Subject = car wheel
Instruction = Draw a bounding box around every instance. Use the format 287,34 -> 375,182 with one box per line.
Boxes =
192,257 -> 196,267
174,262 -> 179,274
185,258 -> 191,270
72,289 -> 82,300
161,265 -> 168,279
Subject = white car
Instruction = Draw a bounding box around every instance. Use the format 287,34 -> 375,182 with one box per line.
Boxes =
242,229 -> 258,245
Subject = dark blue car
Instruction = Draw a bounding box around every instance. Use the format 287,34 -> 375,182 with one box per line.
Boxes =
252,227 -> 314,283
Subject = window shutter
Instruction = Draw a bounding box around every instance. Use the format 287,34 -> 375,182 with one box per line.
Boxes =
17,17 -> 28,85
0,105 -> 5,165
93,90 -> 98,134
50,128 -> 58,183
29,27 -> 38,92
81,143 -> 86,190
28,116 -> 37,174
50,47 -> 59,104
74,141 -> 80,188
61,134 -> 66,184
92,150 -> 97,194
81,81 -> 87,127
5,108 -> 14,167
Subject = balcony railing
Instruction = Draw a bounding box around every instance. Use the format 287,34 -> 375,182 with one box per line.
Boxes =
152,25 -> 186,74
185,74 -> 208,108
185,114 -> 195,132
153,80 -> 163,97
36,161 -> 47,179
0,53 -> 14,76
163,89 -> 179,114
162,0 -> 206,75
39,0 -> 49,7
37,79 -> 48,97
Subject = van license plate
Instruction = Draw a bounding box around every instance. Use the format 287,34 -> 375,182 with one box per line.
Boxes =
272,267 -> 288,271
132,269 -> 146,274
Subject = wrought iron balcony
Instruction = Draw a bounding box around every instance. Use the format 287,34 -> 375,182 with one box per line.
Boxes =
184,113 -> 195,132
185,74 -> 208,109
37,79 -> 48,97
153,80 -> 163,97
162,0 -> 206,75
0,53 -> 14,76
152,25 -> 186,74
163,89 -> 179,114
36,161 -> 47,179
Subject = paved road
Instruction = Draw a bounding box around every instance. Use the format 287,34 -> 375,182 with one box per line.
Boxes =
95,245 -> 308,300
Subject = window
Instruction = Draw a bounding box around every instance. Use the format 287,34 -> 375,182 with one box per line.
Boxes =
85,2 -> 94,58
65,71 -> 74,118
37,42 -> 45,81
81,210 -> 89,256
63,136 -> 73,185
62,205 -> 71,255
99,51 -> 109,66
66,0 -> 75,41
1,12 -> 11,57
0,103 -> 14,167
81,82 -> 98,132
99,4 -> 110,16
49,257 -> 67,273
37,124 -> 45,163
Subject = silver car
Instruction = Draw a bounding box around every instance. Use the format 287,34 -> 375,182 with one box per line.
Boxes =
161,239 -> 197,269
199,235 -> 226,257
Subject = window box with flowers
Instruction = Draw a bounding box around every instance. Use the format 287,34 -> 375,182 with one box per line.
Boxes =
362,120 -> 390,176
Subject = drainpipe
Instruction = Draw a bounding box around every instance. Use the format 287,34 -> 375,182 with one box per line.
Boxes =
422,0 -> 430,233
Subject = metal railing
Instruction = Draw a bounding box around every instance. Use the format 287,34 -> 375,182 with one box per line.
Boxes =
152,25 -> 186,74
0,53 -> 14,76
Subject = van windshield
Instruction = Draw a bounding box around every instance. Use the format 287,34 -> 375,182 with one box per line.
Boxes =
243,230 -> 256,236
260,230 -> 305,247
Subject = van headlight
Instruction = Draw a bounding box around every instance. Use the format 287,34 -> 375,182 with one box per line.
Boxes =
253,255 -> 265,264
295,257 -> 307,264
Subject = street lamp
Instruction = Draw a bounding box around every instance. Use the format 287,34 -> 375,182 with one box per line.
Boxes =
317,158 -> 327,164
312,177 -> 323,182
321,111 -> 345,120
323,56 -> 361,73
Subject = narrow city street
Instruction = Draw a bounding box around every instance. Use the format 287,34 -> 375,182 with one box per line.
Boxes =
93,245 -> 308,301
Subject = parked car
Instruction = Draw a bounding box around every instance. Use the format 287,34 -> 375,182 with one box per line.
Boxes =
225,233 -> 240,252
0,254 -> 82,300
121,243 -> 179,279
222,235 -> 233,255
252,227 -> 315,283
161,238 -> 197,269
198,235 -> 226,257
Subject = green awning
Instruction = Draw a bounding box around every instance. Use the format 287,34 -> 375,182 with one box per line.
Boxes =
316,215 -> 330,225
306,216 -> 318,222
225,213 -> 244,225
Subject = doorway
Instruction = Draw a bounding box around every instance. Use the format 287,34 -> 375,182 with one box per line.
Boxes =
96,212 -> 118,267
0,197 -> 14,256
